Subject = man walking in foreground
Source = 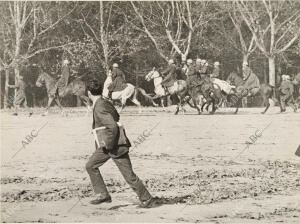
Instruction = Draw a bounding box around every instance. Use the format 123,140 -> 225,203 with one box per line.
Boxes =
86,79 -> 161,208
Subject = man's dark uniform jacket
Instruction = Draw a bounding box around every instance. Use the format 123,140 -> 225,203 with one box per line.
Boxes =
186,64 -> 202,88
211,67 -> 220,79
279,80 -> 294,97
160,64 -> 177,87
195,64 -> 202,78
93,97 -> 130,158
57,64 -> 70,89
108,68 -> 127,92
199,64 -> 208,75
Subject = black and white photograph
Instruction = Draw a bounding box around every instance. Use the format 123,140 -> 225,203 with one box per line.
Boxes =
1,0 -> 300,223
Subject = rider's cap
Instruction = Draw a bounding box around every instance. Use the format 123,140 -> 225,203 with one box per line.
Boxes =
214,61 -> 220,66
196,58 -> 201,63
187,59 -> 193,64
168,59 -> 174,64
63,59 -> 69,65
113,63 -> 119,68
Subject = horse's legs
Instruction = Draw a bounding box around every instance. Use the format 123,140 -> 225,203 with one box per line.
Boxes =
242,97 -> 247,108
234,98 -> 241,114
261,91 -> 271,114
192,98 -> 201,115
161,98 -> 165,110
175,96 -> 180,115
43,96 -> 55,116
118,104 -> 126,114
209,98 -> 216,114
131,94 -> 142,114
79,95 -> 91,116
54,97 -> 65,116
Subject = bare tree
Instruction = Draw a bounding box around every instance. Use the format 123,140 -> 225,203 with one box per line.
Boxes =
236,0 -> 300,86
0,1 -> 77,104
78,1 -> 137,71
130,1 -> 213,61
228,5 -> 257,65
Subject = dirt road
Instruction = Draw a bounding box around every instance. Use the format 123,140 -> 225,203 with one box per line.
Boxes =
1,106 -> 300,223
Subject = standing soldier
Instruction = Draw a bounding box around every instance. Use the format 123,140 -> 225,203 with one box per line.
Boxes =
279,75 -> 297,112
160,59 -> 177,94
86,79 -> 161,208
8,75 -> 33,116
107,63 -> 127,100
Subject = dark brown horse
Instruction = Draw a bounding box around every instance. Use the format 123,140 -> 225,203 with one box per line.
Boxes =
36,71 -> 90,115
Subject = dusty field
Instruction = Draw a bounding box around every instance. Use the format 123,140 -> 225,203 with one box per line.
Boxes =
1,105 -> 300,223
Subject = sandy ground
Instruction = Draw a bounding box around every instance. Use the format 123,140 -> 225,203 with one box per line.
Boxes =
1,105 -> 300,223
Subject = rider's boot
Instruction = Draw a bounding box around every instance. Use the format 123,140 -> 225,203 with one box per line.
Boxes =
163,86 -> 169,96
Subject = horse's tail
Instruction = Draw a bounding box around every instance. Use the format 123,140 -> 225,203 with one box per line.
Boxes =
135,87 -> 157,106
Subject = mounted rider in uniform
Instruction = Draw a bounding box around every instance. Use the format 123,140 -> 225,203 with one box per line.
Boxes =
56,59 -> 71,95
161,59 -> 177,95
107,63 -> 127,100
241,62 -> 260,97
199,59 -> 209,81
186,59 -> 203,92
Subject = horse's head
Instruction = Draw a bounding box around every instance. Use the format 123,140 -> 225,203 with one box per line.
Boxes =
145,68 -> 159,82
36,72 -> 46,87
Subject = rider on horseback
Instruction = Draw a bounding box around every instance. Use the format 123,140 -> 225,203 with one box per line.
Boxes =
186,59 -> 203,92
107,63 -> 127,100
199,59 -> 209,81
161,59 -> 177,95
56,59 -> 71,93
241,62 -> 260,97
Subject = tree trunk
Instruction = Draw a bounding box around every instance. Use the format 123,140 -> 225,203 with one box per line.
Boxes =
76,96 -> 81,107
264,58 -> 268,84
14,66 -> 20,101
242,54 -> 249,66
4,69 -> 9,109
268,56 -> 276,87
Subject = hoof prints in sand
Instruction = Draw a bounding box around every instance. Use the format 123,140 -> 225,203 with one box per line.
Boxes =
1,160 -> 300,204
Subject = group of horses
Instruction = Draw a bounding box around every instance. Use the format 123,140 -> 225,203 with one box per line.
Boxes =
35,68 -> 300,116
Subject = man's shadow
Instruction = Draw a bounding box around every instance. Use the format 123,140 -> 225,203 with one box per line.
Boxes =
108,194 -> 191,210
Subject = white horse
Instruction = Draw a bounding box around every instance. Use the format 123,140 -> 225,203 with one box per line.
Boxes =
103,71 -> 158,113
145,68 -> 193,114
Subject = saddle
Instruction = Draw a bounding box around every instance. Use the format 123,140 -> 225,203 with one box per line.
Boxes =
165,81 -> 179,95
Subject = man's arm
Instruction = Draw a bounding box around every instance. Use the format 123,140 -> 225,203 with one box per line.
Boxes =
161,66 -> 171,76
94,101 -> 119,150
